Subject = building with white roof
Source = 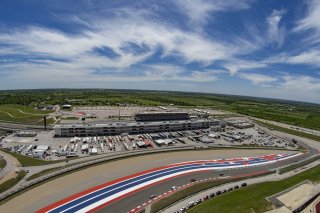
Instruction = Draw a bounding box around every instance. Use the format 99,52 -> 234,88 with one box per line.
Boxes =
54,119 -> 221,137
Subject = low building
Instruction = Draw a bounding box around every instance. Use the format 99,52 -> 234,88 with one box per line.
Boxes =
32,145 -> 49,158
14,131 -> 37,137
62,104 -> 72,109
227,120 -> 254,129
155,139 -> 173,146
200,136 -> 215,143
54,119 -> 221,137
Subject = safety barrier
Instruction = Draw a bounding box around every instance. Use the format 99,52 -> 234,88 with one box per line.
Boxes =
0,146 -> 196,201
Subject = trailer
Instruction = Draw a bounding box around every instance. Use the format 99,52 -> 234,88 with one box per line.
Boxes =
62,144 -> 68,152
123,142 -> 129,151
81,144 -> 89,152
71,144 -> 75,152
108,136 -> 113,143
74,144 -> 79,152
26,144 -> 33,152
100,142 -> 104,152
90,147 -> 98,155
18,144 -> 26,153
66,152 -> 79,158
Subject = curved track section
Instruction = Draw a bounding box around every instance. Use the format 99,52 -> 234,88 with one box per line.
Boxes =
37,153 -> 300,213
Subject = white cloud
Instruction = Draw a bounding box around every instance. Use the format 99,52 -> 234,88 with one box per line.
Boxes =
265,50 -> 320,67
295,0 -> 320,44
174,0 -> 252,29
0,16 -> 239,69
238,73 -> 277,85
223,59 -> 267,75
253,74 -> 320,103
281,75 -> 320,91
267,9 -> 286,47
0,61 -> 221,84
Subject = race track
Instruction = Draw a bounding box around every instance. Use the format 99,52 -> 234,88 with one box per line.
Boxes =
37,153 -> 301,213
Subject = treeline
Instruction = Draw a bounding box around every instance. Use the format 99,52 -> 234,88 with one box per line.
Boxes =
0,89 -> 319,130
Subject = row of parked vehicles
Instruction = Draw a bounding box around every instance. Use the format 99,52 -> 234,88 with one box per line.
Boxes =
175,182 -> 247,212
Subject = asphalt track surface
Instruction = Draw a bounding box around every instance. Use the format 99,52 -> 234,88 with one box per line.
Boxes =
36,152 -> 309,213
0,147 -> 316,213
99,150 -> 316,213
0,149 -> 296,212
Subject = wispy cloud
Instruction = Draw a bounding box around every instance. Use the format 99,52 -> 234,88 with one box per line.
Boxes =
281,75 -> 320,91
223,59 -> 267,75
295,0 -> 320,44
267,9 -> 286,47
265,49 -> 320,67
238,73 -> 277,85
0,61 -> 221,84
174,0 -> 252,30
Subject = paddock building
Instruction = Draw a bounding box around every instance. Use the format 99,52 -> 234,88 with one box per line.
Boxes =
134,112 -> 189,121
53,119 -> 221,137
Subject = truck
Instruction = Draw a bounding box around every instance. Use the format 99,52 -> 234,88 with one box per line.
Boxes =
81,144 -> 89,152
90,147 -> 98,155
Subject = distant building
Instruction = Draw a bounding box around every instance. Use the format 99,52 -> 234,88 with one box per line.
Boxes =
134,112 -> 189,122
62,104 -> 72,109
46,105 -> 55,110
227,120 -> 254,129
53,119 -> 221,137
14,131 -> 37,137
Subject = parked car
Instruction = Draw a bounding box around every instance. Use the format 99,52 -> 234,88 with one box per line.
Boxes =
241,183 -> 247,187
149,194 -> 157,199
203,195 -> 209,200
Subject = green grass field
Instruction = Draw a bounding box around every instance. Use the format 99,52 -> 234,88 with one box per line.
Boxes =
0,159 -> 6,170
0,129 -> 7,136
189,165 -> 320,213
26,167 -> 63,181
0,104 -> 52,124
0,171 -> 27,194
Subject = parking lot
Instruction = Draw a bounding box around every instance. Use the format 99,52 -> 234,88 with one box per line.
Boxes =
0,120 -> 298,161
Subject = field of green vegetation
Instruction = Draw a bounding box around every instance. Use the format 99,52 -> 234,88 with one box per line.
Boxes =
0,171 -> 26,194
0,129 -> 7,136
26,167 -> 63,181
0,89 -> 319,130
0,159 -> 6,170
189,165 -> 320,213
0,104 -> 52,124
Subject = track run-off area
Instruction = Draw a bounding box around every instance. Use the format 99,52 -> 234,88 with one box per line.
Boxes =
37,153 -> 301,213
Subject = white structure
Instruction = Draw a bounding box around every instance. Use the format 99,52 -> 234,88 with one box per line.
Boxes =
155,139 -> 173,146
90,148 -> 98,155
54,119 -> 221,137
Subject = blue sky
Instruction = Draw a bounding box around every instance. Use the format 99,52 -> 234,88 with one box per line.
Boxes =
0,0 -> 320,103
